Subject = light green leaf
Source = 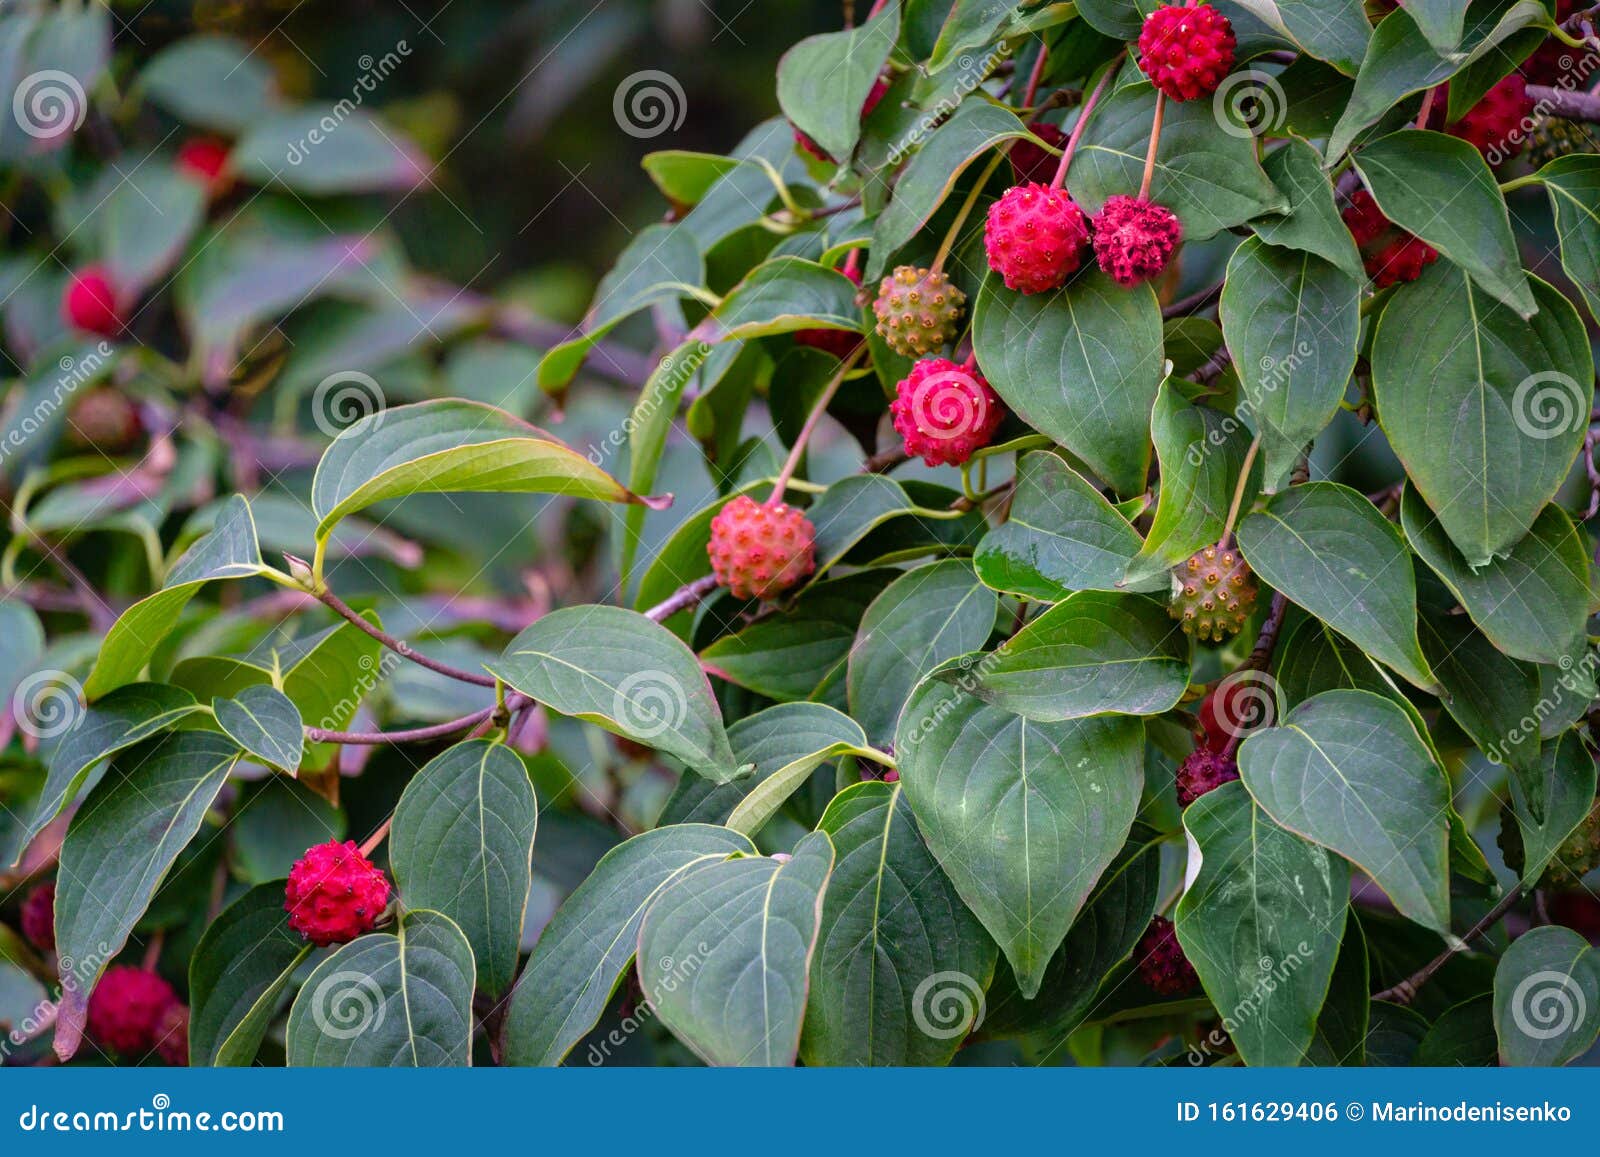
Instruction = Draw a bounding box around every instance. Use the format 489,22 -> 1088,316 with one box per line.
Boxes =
189,881 -> 312,1067
212,684 -> 303,773
687,257 -> 862,345
138,34 -> 282,133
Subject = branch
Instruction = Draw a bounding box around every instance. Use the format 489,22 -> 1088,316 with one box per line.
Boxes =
1527,83 -> 1600,123
1163,280 -> 1223,319
644,574 -> 719,622
1371,887 -> 1523,1004
305,696 -> 528,746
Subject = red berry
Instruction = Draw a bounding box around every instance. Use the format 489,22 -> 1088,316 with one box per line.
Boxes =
890,357 -> 1005,466
983,182 -> 1091,294
1176,746 -> 1240,807
175,136 -> 232,192
1197,676 -> 1275,750
1340,189 -> 1389,249
1137,3 -> 1236,102
1448,74 -> 1534,159
1341,190 -> 1438,287
1010,123 -> 1067,185
794,77 -> 890,162
1136,916 -> 1200,995
284,839 -> 391,947
707,495 -> 816,600
20,881 -> 54,952
155,1003 -> 190,1066
87,966 -> 177,1055
795,263 -> 863,358
61,266 -> 122,337
1092,195 -> 1182,286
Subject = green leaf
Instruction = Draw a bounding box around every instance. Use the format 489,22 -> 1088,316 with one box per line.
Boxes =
1355,130 -> 1535,316
1068,76 -> 1288,241
1238,482 -> 1438,693
638,830 -> 834,1066
212,685 -> 303,773
490,605 -> 740,782
724,704 -> 870,836
867,101 -> 1030,279
776,0 -> 897,160
1535,153 -> 1600,322
189,881 -> 312,1067
972,270 -> 1162,496
928,0 -> 1016,70
806,474 -> 926,579
1254,137 -> 1366,282
1219,238 -> 1361,490
1238,689 -> 1452,933
1510,731 -> 1599,886
53,732 -> 242,1059
138,34 -> 281,133
286,910 -> 476,1067
896,665 -> 1144,996
961,592 -> 1191,722
801,781 -> 996,1065
1402,0 -> 1473,51
687,257 -> 862,345
231,777 -> 345,885
1401,487 -> 1590,666
1369,262 -> 1593,569
311,399 -> 657,541
641,151 -> 744,208
1122,383 -> 1259,585
99,165 -> 206,294
1416,994 -> 1497,1065
1493,925 -> 1600,1066
83,495 -> 269,700
17,683 -> 203,858
1416,595 -> 1542,778
974,451 -> 1145,600
232,107 -> 426,194
620,338 -> 713,585
1175,782 -> 1350,1066
1229,0 -> 1372,73
847,561 -> 998,747
504,824 -> 754,1065
390,740 -> 538,996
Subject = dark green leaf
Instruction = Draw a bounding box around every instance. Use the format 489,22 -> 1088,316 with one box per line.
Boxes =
212,685 -> 303,773
189,881 -> 312,1067
1493,925 -> 1600,1066
776,0 -> 897,159
1254,137 -> 1366,282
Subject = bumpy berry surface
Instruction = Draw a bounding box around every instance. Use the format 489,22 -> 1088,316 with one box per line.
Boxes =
1137,4 -> 1236,101
1448,74 -> 1534,158
873,266 -> 966,357
984,183 -> 1090,294
1341,190 -> 1438,287
1546,797 -> 1600,888
707,495 -> 816,600
175,136 -> 231,191
285,839 -> 391,946
793,77 -> 889,162
1010,122 -> 1067,185
62,266 -> 122,337
1170,543 -> 1257,642
795,264 -> 863,358
87,966 -> 177,1055
1136,916 -> 1199,995
21,881 -> 54,952
1092,195 -> 1181,286
1176,746 -> 1240,807
891,357 -> 1005,467
155,1003 -> 190,1066
66,387 -> 142,452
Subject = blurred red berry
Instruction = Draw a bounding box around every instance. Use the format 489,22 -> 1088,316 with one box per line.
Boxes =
62,266 -> 123,337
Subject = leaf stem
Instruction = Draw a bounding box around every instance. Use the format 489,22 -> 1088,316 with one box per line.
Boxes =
358,816 -> 393,859
769,347 -> 865,503
931,151 -> 1006,274
1021,43 -> 1049,109
1219,435 -> 1261,548
1052,55 -> 1121,190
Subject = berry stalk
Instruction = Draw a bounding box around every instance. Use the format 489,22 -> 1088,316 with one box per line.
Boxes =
1218,433 -> 1260,548
1139,91 -> 1166,200
931,151 -> 1006,274
1051,56 -> 1122,190
769,346 -> 865,502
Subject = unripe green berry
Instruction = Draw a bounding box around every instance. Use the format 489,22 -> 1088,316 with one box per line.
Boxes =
872,265 -> 965,358
1169,543 -> 1257,643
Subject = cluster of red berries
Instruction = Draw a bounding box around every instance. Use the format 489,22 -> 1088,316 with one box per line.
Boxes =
1445,74 -> 1535,158
86,965 -> 189,1064
285,839 -> 392,946
1136,916 -> 1200,995
1341,189 -> 1439,287
707,495 -> 817,600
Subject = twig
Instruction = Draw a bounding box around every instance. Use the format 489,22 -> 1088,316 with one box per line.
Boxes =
862,447 -> 910,474
1193,346 -> 1233,385
644,574 -> 720,622
306,704 -> 504,746
1526,83 -> 1600,123
1372,887 -> 1523,1004
1163,280 -> 1223,319
1219,435 -> 1261,548
770,348 -> 865,500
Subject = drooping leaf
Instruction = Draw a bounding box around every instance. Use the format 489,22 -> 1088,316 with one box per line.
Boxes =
1401,0 -> 1473,51
212,684 -> 304,773
896,663 -> 1144,996
286,910 -> 476,1067
1509,731 -> 1599,886
1175,782 -> 1350,1066
1493,925 -> 1600,1066
1238,689 -> 1452,933
189,881 -> 312,1067
490,605 -> 740,782
53,732 -> 243,1059
1237,483 -> 1437,692
390,740 -> 538,996
972,269 -> 1163,496
503,825 -> 755,1066
638,830 -> 834,1066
